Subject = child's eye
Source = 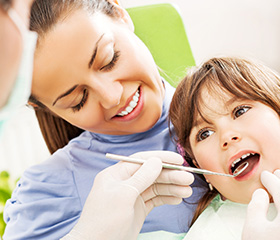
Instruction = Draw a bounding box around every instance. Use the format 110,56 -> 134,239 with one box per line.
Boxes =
72,88 -> 88,112
196,128 -> 214,142
233,105 -> 251,119
100,50 -> 120,71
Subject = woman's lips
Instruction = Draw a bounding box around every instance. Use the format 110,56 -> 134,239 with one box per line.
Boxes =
113,86 -> 144,121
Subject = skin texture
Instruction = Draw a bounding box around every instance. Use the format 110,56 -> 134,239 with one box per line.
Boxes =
0,0 -> 33,108
32,8 -> 165,135
189,87 -> 280,203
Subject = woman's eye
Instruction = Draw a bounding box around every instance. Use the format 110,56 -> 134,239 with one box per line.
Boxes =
100,50 -> 120,71
233,105 -> 251,119
71,89 -> 88,112
196,128 -> 214,142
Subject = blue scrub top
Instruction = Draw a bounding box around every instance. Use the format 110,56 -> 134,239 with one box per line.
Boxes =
3,80 -> 207,239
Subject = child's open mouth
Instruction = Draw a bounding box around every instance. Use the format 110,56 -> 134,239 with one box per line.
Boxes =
229,153 -> 260,180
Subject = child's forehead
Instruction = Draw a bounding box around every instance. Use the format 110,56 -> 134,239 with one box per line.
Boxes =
194,86 -> 239,123
199,85 -> 234,107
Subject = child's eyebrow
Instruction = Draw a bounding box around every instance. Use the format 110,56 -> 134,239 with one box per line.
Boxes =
193,117 -> 204,128
225,96 -> 239,107
192,97 -> 238,128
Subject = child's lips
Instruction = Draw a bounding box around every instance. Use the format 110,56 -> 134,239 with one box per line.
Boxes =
233,153 -> 260,180
228,151 -> 257,173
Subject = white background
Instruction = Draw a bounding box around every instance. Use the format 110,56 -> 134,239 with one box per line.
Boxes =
1,0 -> 280,180
121,0 -> 280,72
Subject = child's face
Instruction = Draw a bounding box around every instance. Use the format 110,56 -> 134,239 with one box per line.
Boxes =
31,9 -> 164,135
189,87 -> 280,203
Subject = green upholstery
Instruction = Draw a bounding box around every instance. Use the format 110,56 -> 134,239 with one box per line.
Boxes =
127,3 -> 195,87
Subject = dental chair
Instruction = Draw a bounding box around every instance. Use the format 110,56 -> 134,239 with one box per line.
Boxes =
127,3 -> 195,87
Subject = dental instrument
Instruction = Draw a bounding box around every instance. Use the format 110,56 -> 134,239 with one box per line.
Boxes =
105,153 -> 249,177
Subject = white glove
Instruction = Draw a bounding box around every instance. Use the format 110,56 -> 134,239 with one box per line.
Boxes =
242,170 -> 280,240
61,151 -> 194,240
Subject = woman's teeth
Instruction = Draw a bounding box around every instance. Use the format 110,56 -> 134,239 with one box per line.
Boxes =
117,90 -> 140,117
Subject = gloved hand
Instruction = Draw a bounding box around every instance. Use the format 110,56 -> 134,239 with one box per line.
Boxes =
61,151 -> 194,240
242,170 -> 280,240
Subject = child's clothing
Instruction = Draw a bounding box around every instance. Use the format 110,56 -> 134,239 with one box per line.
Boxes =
137,194 -> 276,240
138,230 -> 187,240
3,80 -> 207,240
183,194 -> 276,240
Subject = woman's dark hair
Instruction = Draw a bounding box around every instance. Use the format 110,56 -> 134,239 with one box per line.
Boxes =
29,0 -> 122,154
169,56 -> 280,225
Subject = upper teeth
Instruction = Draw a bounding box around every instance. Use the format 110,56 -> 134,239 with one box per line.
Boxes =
117,89 -> 140,116
231,153 -> 255,168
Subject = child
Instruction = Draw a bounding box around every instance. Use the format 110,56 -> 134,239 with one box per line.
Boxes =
169,56 -> 279,239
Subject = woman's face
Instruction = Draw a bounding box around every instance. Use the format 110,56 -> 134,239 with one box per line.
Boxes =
189,87 -> 280,203
32,8 -> 164,135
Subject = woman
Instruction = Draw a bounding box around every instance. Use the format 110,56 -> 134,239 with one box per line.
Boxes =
3,0 -> 206,239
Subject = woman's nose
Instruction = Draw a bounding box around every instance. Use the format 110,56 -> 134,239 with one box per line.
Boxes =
95,81 -> 123,109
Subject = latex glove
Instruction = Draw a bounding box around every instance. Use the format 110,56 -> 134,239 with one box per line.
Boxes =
242,170 -> 280,240
61,151 -> 194,240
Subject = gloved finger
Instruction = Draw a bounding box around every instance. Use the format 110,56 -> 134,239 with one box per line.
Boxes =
124,157 -> 162,195
261,170 -> 280,208
122,151 -> 185,178
242,188 -> 269,240
145,196 -> 183,214
274,169 -> 280,178
141,184 -> 192,202
246,188 -> 269,223
156,169 -> 194,185
130,151 -> 184,165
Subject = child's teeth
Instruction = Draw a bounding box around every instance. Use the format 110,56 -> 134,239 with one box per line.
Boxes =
231,153 -> 255,168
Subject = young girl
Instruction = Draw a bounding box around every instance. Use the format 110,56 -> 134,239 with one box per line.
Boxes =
3,0 -> 207,239
169,56 -> 279,239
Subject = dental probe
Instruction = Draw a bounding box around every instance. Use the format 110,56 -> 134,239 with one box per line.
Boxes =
105,153 -> 249,177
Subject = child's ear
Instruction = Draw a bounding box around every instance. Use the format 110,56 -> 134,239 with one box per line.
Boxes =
192,159 -> 200,168
28,101 -> 39,109
109,0 -> 134,32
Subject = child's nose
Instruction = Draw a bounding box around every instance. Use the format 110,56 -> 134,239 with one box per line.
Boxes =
221,132 -> 241,149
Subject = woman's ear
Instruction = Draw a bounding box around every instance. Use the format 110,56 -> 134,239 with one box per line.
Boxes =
109,0 -> 135,32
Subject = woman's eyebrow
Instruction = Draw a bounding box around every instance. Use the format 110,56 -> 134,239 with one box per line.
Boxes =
52,84 -> 78,106
88,33 -> 105,68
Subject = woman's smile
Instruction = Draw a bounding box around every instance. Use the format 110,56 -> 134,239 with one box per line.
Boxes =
115,87 -> 140,117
